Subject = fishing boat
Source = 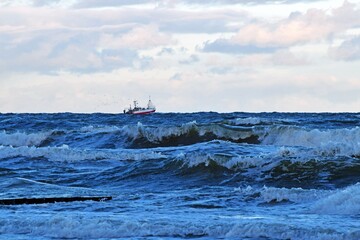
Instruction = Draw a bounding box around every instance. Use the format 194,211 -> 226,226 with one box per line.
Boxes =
124,98 -> 156,115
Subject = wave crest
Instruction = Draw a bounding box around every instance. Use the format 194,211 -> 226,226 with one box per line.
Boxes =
259,126 -> 360,157
0,130 -> 52,147
311,183 -> 360,215
123,121 -> 259,148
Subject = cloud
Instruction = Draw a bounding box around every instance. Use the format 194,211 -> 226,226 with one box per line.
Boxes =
233,1 -> 359,47
179,54 -> 199,64
0,4 -> 177,74
0,28 -> 144,74
31,0 -> 63,7
200,1 -> 360,59
202,39 -> 280,54
329,36 -> 360,61
98,25 -> 175,50
209,66 -> 234,75
170,73 -> 182,81
0,1 -> 253,75
3,0 -> 319,8
271,50 -> 308,65
73,0 -> 150,8
56,0 -> 325,9
232,11 -> 324,47
157,47 -> 175,56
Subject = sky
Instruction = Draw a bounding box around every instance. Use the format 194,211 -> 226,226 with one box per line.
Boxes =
0,0 -> 359,113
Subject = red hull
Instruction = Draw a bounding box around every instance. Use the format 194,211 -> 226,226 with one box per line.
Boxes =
132,109 -> 156,115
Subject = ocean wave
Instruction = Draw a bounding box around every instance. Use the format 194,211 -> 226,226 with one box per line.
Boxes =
1,213 -> 358,239
122,121 -> 259,148
119,122 -> 360,157
259,126 -> 360,156
0,130 -> 52,147
310,183 -> 360,215
170,142 -> 360,186
10,121 -> 358,157
236,183 -> 360,215
0,145 -> 165,162
80,125 -> 121,133
2,141 -> 358,187
235,185 -> 330,204
226,117 -> 263,125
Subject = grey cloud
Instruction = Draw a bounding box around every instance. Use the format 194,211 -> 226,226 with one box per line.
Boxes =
0,0 -> 69,7
73,0 -> 149,8
175,0 -> 323,6
71,0 -> 323,8
179,55 -> 199,64
157,48 -> 175,56
209,67 -> 234,75
31,0 -> 63,7
0,0 -> 329,8
329,36 -> 360,61
159,17 -> 235,34
0,30 -> 140,74
0,3 -> 248,34
202,39 -> 280,54
170,73 -> 182,81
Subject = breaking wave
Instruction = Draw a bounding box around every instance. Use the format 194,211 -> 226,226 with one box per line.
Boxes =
3,121 -> 360,158
259,125 -> 360,156
0,145 -> 164,162
122,121 -> 259,148
1,213 -> 358,240
236,183 -> 360,216
310,183 -> 360,215
121,122 -> 360,156
0,130 -> 52,147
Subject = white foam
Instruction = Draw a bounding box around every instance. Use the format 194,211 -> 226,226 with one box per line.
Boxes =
234,185 -> 329,204
260,126 -> 360,157
121,121 -> 255,143
228,117 -> 262,125
0,213 -> 358,240
176,150 -> 273,171
225,221 -> 353,240
311,183 -> 360,215
260,186 -> 329,203
80,125 -> 120,133
235,183 -> 360,216
0,130 -> 51,147
121,122 -> 197,142
175,143 -> 314,174
0,145 -> 165,162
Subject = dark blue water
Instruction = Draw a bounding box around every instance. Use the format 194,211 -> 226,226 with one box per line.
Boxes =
1,112 -> 360,239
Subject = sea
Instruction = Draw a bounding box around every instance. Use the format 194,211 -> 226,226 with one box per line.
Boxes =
0,112 -> 360,239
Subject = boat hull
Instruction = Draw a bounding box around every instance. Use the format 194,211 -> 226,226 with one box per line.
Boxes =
132,109 -> 156,115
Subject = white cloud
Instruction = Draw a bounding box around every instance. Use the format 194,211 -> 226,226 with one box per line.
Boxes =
204,1 -> 360,51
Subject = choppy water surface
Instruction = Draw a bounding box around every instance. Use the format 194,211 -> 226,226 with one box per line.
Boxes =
1,112 -> 360,239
